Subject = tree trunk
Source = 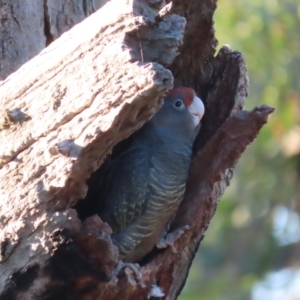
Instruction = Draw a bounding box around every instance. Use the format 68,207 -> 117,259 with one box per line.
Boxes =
0,0 -> 273,299
0,0 -> 107,80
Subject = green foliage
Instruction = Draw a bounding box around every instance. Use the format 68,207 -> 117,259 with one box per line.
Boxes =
181,1 -> 300,299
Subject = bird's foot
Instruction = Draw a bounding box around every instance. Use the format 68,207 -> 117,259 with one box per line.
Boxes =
156,225 -> 191,253
113,261 -> 141,283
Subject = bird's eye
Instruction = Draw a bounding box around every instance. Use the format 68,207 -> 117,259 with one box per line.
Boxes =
174,100 -> 184,108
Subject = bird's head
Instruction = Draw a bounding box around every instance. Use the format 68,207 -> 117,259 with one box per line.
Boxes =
149,87 -> 205,144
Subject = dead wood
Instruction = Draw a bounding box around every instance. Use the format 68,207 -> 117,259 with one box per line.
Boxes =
0,0 -> 274,299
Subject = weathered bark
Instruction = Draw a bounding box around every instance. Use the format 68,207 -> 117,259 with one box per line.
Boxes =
0,0 -> 273,299
0,0 -> 106,80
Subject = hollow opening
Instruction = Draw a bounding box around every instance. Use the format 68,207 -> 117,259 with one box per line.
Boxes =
74,132 -> 139,221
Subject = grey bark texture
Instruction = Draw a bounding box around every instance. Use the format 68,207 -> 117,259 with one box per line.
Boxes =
0,0 -> 107,80
0,0 -> 274,299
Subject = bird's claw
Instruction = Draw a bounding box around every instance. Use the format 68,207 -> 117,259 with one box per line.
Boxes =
156,225 -> 191,253
113,261 -> 142,283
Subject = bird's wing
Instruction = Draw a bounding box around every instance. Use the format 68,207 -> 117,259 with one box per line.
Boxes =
105,146 -> 150,232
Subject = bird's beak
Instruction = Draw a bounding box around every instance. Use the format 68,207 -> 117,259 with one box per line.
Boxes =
188,96 -> 205,127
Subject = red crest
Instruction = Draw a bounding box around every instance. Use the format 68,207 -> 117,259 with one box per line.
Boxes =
165,87 -> 195,106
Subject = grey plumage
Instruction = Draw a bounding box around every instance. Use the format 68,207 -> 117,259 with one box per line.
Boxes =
97,87 -> 204,262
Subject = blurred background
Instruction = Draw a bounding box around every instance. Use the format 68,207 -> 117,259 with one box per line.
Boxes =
181,0 -> 300,299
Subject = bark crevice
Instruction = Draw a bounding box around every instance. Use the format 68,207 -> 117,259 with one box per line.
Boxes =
44,0 -> 54,46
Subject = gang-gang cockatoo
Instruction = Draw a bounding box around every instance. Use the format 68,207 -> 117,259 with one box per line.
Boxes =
97,87 -> 205,262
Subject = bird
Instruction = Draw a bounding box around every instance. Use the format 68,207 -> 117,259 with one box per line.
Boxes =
96,87 -> 205,262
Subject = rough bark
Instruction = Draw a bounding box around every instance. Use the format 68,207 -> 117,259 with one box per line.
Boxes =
0,0 -> 106,80
0,0 -> 274,299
